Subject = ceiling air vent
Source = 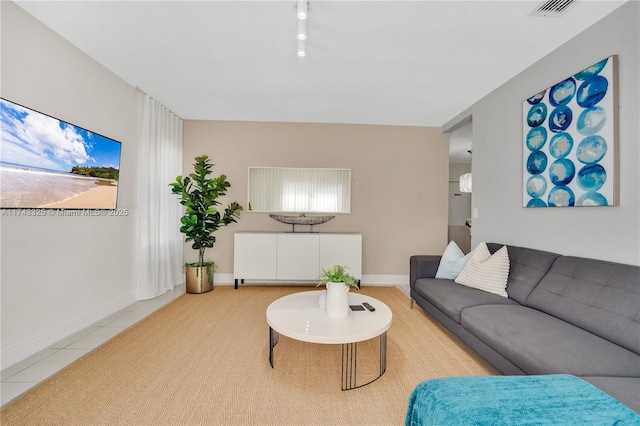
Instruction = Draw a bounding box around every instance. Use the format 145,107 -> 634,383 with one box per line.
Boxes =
530,0 -> 577,17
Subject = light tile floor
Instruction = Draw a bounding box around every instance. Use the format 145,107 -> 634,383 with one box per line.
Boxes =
1,285 -> 185,408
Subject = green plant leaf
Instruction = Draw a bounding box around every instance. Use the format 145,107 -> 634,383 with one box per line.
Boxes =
171,155 -> 243,267
316,265 -> 358,288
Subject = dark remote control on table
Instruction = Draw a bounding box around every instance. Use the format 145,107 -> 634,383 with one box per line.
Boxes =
362,302 -> 375,312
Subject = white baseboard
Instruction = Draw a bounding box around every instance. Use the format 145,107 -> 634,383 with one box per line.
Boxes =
1,292 -> 137,369
214,273 -> 409,286
214,273 -> 237,285
362,275 -> 409,285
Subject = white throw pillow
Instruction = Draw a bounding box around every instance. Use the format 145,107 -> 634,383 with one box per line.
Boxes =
455,242 -> 510,297
435,241 -> 471,280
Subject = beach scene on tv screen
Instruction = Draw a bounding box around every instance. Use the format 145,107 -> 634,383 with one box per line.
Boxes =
0,99 -> 122,209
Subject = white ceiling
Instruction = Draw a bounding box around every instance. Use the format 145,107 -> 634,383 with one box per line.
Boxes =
14,1 -> 626,131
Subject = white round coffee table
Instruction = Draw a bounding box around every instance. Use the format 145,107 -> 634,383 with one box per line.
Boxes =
266,290 -> 392,390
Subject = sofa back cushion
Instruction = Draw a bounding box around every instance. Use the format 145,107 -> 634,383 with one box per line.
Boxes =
527,256 -> 640,355
487,243 -> 560,305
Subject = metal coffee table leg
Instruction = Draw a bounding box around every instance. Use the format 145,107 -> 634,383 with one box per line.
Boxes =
341,331 -> 387,391
269,327 -> 279,368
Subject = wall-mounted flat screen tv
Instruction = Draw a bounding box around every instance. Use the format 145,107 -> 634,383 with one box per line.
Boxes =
0,98 -> 122,209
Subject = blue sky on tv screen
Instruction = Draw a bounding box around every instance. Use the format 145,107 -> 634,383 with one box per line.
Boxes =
0,99 -> 121,173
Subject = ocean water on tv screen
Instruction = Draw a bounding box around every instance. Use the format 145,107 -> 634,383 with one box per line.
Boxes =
0,162 -> 102,208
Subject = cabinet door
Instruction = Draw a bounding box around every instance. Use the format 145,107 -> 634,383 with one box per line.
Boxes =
276,234 -> 320,280
234,233 -> 277,280
319,234 -> 362,279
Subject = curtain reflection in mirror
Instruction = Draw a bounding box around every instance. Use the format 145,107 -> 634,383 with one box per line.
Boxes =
248,167 -> 351,213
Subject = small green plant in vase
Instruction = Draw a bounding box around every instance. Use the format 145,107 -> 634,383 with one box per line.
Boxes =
317,265 -> 358,318
316,265 -> 358,288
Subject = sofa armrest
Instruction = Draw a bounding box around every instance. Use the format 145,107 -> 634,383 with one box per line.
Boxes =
410,255 -> 441,288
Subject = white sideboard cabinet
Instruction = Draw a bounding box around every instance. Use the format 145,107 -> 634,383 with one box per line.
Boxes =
233,232 -> 362,288
233,233 -> 277,280
277,234 -> 321,280
318,234 -> 362,278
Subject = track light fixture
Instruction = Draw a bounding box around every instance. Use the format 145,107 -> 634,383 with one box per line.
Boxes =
297,0 -> 307,19
296,1 -> 308,57
297,19 -> 306,40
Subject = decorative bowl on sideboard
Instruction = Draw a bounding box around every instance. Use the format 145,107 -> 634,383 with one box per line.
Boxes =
269,214 -> 335,226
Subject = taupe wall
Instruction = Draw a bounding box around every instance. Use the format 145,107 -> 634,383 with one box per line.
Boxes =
183,121 -> 449,279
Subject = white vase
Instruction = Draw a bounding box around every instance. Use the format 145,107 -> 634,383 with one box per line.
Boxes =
325,282 -> 350,318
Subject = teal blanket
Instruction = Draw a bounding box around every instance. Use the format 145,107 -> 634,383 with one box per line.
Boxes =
405,374 -> 640,425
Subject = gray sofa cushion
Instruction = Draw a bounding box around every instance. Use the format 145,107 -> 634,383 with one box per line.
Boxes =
526,256 -> 640,354
486,243 -> 560,305
581,376 -> 640,414
461,304 -> 640,377
413,278 -> 518,324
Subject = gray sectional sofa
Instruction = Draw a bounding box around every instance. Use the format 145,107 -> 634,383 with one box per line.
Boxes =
410,243 -> 640,413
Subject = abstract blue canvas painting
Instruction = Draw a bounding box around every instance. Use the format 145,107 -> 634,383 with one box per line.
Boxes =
523,56 -> 618,207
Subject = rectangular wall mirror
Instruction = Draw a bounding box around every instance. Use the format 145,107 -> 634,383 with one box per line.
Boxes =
248,167 -> 351,213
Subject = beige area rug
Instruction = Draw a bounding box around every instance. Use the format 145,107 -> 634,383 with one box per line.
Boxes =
1,286 -> 495,425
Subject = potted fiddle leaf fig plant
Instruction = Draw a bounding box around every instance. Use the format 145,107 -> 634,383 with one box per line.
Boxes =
170,155 -> 243,294
316,265 -> 358,318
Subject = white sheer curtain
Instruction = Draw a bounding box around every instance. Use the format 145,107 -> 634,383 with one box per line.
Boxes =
136,93 -> 184,299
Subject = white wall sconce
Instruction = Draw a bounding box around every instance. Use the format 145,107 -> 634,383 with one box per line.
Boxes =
460,173 -> 472,193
